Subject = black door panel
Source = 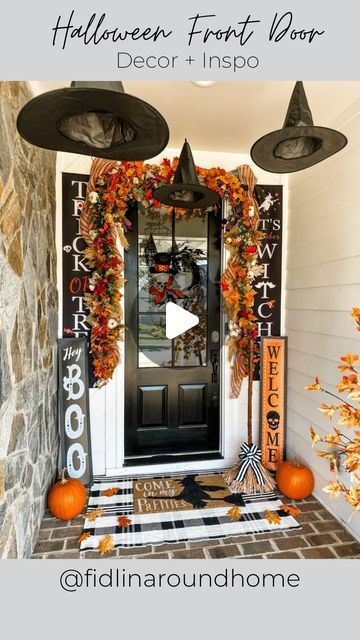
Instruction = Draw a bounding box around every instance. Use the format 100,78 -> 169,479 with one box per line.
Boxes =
124,204 -> 221,460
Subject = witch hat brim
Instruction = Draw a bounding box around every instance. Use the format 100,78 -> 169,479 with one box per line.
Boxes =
149,252 -> 176,275
250,82 -> 347,173
153,139 -> 219,209
16,81 -> 169,160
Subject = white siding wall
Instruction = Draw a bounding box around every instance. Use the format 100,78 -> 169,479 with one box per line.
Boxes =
286,98 -> 360,541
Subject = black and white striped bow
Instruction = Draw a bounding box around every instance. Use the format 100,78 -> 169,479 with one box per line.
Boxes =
235,442 -> 265,485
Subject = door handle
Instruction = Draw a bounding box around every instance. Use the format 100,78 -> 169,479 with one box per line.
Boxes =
211,349 -> 219,383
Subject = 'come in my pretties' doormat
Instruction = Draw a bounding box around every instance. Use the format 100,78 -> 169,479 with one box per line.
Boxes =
79,474 -> 301,553
132,474 -> 246,514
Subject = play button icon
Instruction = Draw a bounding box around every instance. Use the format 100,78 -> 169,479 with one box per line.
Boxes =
165,302 -> 199,339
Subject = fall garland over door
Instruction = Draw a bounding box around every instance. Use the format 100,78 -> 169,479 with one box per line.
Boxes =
80,159 -> 267,397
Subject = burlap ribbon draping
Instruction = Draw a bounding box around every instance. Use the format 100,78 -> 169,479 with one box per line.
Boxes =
237,164 -> 260,227
80,158 -> 117,246
225,165 -> 260,399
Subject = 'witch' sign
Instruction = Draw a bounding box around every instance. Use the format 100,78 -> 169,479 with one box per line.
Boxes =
260,337 -> 287,472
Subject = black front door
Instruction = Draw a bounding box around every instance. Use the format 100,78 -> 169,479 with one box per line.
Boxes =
124,204 -> 222,462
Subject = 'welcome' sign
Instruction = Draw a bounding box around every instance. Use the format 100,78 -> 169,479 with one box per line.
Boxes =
260,337 -> 287,472
58,337 -> 93,486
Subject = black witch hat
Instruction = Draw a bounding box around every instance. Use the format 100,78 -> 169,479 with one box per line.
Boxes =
16,81 -> 169,160
153,139 -> 219,209
149,252 -> 176,276
250,81 -> 347,173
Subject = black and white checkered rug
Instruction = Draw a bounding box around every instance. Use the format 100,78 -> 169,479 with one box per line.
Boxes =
80,474 -> 301,552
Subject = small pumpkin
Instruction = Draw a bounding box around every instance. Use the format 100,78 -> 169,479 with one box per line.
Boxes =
276,459 -> 314,500
48,468 -> 86,520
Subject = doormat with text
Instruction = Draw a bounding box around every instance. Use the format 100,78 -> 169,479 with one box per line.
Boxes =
132,474 -> 245,514
79,474 -> 301,552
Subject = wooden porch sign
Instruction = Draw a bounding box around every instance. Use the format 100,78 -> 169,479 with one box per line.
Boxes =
260,337 -> 287,472
58,337 -> 93,486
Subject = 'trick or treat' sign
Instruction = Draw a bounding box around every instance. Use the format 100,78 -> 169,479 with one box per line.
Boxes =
58,337 -> 93,486
260,337 -> 287,472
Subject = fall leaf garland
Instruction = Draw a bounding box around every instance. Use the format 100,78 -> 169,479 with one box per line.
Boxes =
82,159 -> 260,391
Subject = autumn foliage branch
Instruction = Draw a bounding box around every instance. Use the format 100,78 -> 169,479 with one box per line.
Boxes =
306,308 -> 360,518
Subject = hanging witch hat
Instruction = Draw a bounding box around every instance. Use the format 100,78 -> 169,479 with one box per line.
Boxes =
153,139 -> 219,209
16,81 -> 169,160
224,339 -> 276,494
250,81 -> 347,173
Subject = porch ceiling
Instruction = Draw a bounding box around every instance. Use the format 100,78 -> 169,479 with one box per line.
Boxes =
30,81 -> 360,155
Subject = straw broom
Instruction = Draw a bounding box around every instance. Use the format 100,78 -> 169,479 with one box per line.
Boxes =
224,339 -> 276,494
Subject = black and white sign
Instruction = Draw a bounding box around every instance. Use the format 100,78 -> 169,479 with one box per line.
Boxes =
58,337 -> 93,487
254,184 -> 283,379
62,172 -> 97,385
62,172 -> 91,339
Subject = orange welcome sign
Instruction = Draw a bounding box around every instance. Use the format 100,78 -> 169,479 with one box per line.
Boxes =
260,337 -> 287,472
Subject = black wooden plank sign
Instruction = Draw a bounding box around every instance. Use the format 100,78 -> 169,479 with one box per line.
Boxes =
253,184 -> 283,380
58,337 -> 93,486
62,172 -> 97,387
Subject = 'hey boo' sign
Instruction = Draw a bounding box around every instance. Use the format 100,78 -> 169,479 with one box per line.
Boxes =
58,337 -> 93,486
260,337 -> 287,472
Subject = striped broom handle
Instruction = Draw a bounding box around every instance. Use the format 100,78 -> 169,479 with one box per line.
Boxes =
247,339 -> 254,446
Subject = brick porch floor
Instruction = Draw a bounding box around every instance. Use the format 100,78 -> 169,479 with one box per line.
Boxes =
32,492 -> 360,559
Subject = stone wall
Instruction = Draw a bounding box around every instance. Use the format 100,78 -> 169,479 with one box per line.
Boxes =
0,82 -> 58,558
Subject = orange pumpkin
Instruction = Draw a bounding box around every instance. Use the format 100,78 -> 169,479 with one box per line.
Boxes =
276,459 -> 314,499
48,468 -> 86,520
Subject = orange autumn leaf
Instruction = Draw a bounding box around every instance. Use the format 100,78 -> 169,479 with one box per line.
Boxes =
98,534 -> 115,556
323,481 -> 345,499
318,404 -> 336,419
349,389 -> 360,403
85,508 -> 105,522
310,426 -> 322,447
243,290 -> 254,306
343,452 -> 360,473
339,353 -> 359,369
337,405 -> 359,427
103,487 -> 120,497
316,450 -> 337,460
78,532 -> 91,544
305,377 -> 321,391
118,516 -> 132,528
227,506 -> 242,520
351,307 -> 360,331
281,504 -> 301,517
344,487 -> 360,511
264,510 -> 281,525
337,374 -> 359,392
